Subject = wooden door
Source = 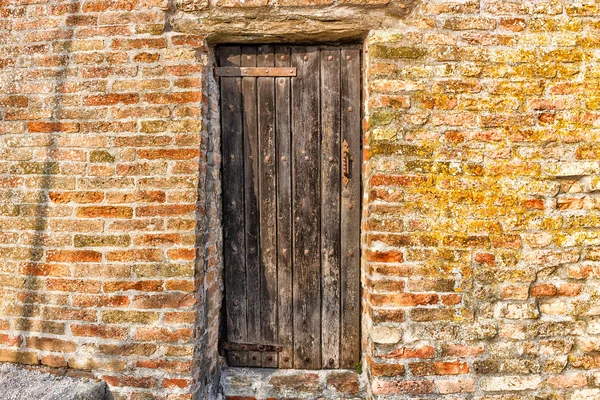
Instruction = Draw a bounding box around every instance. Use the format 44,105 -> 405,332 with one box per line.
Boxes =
219,45 -> 361,370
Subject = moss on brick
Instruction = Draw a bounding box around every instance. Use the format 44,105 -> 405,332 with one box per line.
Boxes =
102,310 -> 159,325
90,150 -> 115,163
11,162 -> 59,175
370,45 -> 427,60
74,234 -> 131,247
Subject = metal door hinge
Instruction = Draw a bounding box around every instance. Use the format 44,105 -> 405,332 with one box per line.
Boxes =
221,342 -> 283,352
216,67 -> 297,77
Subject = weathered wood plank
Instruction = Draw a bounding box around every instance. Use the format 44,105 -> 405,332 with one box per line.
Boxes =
220,46 -> 247,367
257,45 -> 278,368
291,46 -> 322,370
241,46 -> 261,367
275,46 -> 294,369
340,48 -> 361,369
320,48 -> 342,369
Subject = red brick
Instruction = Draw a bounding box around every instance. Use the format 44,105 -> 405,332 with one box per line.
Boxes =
530,283 -> 558,297
522,198 -> 545,210
18,262 -> 70,277
46,250 -> 101,263
369,293 -> 438,307
133,327 -> 194,342
168,248 -> 196,261
107,249 -> 163,262
49,191 -> 104,204
0,95 -> 28,107
46,279 -> 101,294
41,354 -> 68,368
26,336 -> 77,353
28,122 -> 79,133
364,249 -> 404,263
164,280 -> 195,292
72,295 -> 130,308
381,345 -> 435,359
369,359 -> 406,377
103,280 -> 164,293
141,92 -> 202,104
442,294 -> 462,305
373,379 -> 434,395
558,283 -> 582,296
137,359 -> 192,373
99,343 -> 158,357
0,349 -> 39,365
132,293 -> 195,309
162,378 -> 192,389
76,206 -> 133,218
83,94 -> 139,106
137,149 -> 200,160
71,324 -> 128,339
410,360 -> 469,376
111,38 -> 168,50
102,375 -> 157,388
0,334 -> 22,347
82,0 -> 138,12
474,252 -> 496,266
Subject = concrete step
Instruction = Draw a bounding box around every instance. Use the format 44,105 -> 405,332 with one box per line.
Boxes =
0,363 -> 108,400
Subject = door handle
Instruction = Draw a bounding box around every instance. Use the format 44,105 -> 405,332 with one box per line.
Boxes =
342,139 -> 351,187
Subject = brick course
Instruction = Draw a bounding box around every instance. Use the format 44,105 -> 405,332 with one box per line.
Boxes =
2,0 -> 600,399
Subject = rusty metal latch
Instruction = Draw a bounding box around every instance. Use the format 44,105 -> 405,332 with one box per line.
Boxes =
342,139 -> 351,187
215,67 -> 297,77
221,342 -> 283,352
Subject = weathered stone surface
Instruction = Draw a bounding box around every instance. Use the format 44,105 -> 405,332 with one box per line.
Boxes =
171,0 -> 419,42
220,368 -> 363,398
0,363 -> 107,400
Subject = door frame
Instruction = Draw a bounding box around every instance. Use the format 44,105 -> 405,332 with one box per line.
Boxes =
214,43 -> 365,371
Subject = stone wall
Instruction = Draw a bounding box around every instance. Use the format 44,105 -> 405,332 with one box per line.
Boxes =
2,0 -> 600,399
363,2 -> 600,397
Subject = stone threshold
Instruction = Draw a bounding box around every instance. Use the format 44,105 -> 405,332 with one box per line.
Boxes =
219,367 -> 365,399
0,362 -> 108,400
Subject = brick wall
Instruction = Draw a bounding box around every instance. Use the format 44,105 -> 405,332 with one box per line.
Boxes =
0,0 -> 220,398
3,0 -> 600,399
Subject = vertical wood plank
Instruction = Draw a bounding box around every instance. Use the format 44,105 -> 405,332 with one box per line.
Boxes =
340,48 -> 361,369
291,46 -> 322,370
275,46 -> 294,369
220,46 -> 247,367
257,45 -> 278,368
320,48 -> 342,369
241,46 -> 261,367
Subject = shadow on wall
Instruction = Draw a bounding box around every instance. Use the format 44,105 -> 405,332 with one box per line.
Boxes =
11,6 -> 75,347
6,4 -> 113,399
